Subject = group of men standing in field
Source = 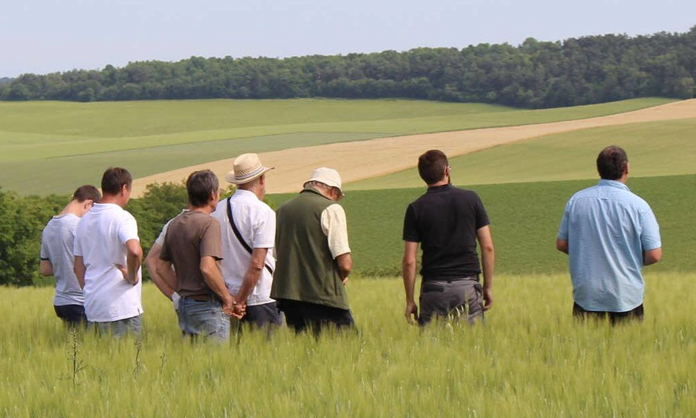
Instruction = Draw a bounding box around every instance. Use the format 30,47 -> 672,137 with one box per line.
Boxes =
41,155 -> 355,339
40,144 -> 662,340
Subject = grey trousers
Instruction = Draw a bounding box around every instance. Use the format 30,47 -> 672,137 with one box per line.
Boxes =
418,277 -> 484,326
89,314 -> 143,338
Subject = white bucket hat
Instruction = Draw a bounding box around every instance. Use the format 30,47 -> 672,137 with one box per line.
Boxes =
225,153 -> 274,184
304,167 -> 343,194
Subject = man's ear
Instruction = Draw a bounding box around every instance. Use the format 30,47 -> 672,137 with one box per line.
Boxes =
120,184 -> 129,196
625,162 -> 630,176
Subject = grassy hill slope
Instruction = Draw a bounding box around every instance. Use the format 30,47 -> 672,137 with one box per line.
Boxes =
348,118 -> 696,190
0,98 -> 672,195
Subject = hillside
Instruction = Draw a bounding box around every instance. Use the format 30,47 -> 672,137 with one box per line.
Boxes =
0,98 -> 671,195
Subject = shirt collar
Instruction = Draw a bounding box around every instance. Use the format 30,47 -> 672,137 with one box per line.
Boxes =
233,189 -> 259,200
598,179 -> 630,191
302,186 -> 331,200
426,183 -> 452,194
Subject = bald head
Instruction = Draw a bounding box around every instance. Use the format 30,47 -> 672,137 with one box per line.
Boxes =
597,146 -> 628,180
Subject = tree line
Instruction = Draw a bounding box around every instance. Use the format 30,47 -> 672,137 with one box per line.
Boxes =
2,27 -> 695,108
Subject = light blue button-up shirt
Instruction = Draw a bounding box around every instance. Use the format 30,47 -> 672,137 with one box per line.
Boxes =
558,180 -> 661,312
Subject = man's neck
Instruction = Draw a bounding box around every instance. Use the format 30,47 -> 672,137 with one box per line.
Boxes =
100,195 -> 124,208
59,201 -> 82,217
603,176 -> 628,184
428,179 -> 449,188
190,204 -> 213,215
239,186 -> 264,201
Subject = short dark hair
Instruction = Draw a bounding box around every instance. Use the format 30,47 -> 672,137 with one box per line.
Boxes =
418,150 -> 449,185
187,170 -> 219,207
72,185 -> 101,203
597,146 -> 628,180
101,167 -> 133,195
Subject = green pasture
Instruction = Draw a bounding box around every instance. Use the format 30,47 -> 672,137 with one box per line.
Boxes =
0,97 -> 673,195
268,174 -> 696,277
348,118 -> 696,190
2,274 -> 696,418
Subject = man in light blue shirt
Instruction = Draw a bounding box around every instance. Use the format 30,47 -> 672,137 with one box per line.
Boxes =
556,146 -> 662,323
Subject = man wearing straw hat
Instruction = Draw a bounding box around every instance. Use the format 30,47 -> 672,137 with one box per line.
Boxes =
212,154 -> 283,328
271,167 -> 354,334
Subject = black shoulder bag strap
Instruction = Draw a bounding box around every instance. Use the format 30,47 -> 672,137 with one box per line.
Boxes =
226,197 -> 274,275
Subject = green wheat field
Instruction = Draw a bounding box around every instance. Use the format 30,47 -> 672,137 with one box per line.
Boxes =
2,274 -> 694,418
1,97 -> 695,417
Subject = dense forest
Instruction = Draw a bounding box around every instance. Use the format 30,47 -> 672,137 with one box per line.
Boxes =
2,27 -> 695,108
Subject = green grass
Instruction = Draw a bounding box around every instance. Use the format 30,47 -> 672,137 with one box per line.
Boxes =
269,174 -> 696,277
348,118 -> 696,190
0,97 -> 673,195
2,274 -> 696,418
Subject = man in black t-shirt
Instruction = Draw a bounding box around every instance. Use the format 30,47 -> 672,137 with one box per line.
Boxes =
402,150 -> 495,326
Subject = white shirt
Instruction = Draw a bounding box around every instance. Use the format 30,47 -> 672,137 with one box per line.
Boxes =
212,190 -> 276,306
74,203 -> 143,322
40,214 -> 84,306
321,204 -> 351,258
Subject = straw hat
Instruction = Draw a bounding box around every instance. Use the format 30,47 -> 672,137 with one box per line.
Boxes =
225,154 -> 274,184
304,167 -> 343,193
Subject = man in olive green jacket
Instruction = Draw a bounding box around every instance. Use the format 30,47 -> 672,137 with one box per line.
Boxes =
271,167 -> 354,334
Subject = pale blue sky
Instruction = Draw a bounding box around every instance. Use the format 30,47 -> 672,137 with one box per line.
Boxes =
2,0 -> 694,77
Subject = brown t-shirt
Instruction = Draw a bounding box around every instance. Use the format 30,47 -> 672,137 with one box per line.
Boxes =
160,211 -> 223,299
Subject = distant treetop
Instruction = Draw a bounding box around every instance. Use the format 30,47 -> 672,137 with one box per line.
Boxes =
1,26 -> 695,108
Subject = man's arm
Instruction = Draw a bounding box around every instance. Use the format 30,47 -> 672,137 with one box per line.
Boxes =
477,225 -> 495,311
644,248 -> 662,266
40,260 -> 54,277
123,239 -> 143,285
236,248 -> 268,304
74,256 -> 86,289
321,204 -> 352,283
402,241 -> 419,324
145,244 -> 176,298
155,258 -> 179,297
556,239 -> 569,254
336,253 -> 352,283
639,208 -> 662,266
200,256 -> 241,318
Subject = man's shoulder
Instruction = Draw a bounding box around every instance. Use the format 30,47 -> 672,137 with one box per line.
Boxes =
569,185 -> 601,201
121,209 -> 137,222
451,186 -> 481,200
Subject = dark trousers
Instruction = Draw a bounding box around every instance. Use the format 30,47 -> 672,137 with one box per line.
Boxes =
276,299 -> 355,335
573,302 -> 644,325
54,304 -> 87,326
232,302 -> 284,332
418,277 -> 484,326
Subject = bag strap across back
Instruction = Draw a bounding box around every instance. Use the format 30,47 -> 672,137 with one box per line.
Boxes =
226,197 -> 274,275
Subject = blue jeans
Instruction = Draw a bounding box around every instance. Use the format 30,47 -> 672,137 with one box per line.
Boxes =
177,298 -> 230,342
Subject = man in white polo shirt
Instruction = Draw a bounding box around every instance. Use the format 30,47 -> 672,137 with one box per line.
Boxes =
74,167 -> 144,337
212,154 -> 282,328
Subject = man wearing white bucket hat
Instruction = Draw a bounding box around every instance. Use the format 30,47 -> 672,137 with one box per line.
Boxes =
212,153 -> 283,328
271,167 -> 354,334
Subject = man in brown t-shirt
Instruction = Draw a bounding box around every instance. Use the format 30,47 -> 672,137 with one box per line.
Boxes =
157,170 -> 242,342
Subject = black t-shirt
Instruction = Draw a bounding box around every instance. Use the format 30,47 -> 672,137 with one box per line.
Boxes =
403,184 -> 490,281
